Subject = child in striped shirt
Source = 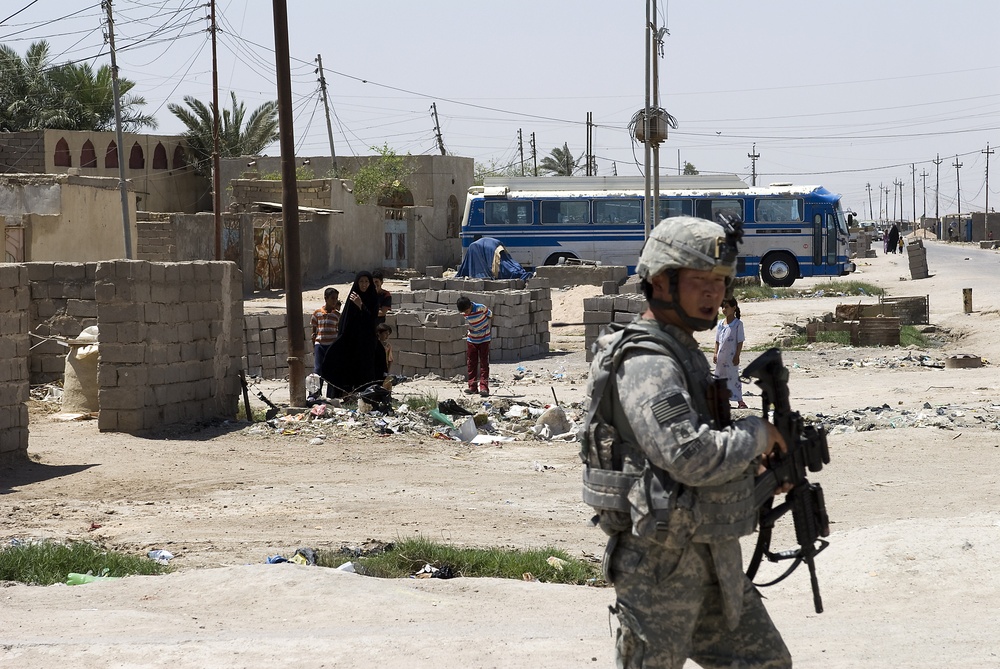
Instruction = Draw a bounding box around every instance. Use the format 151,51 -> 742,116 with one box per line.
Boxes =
457,295 -> 493,397
310,287 -> 340,397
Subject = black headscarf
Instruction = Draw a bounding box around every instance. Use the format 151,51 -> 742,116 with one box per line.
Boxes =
320,271 -> 387,397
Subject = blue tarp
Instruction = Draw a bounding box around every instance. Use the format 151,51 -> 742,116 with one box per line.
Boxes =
455,237 -> 532,281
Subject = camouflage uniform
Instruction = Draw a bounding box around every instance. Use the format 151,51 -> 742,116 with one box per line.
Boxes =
596,319 -> 790,668
582,216 -> 791,668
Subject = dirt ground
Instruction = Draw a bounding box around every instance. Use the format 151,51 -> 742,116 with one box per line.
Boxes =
3,238 -> 1000,668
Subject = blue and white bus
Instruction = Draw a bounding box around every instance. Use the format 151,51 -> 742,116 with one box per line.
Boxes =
460,175 -> 856,287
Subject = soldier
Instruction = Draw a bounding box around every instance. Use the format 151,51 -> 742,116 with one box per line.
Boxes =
581,216 -> 792,668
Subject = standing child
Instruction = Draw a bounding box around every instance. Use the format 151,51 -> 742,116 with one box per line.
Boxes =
372,269 -> 393,324
456,295 -> 493,397
375,323 -> 394,375
713,296 -> 747,409
310,287 -> 340,398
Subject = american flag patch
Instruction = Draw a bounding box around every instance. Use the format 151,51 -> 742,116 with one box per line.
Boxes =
651,392 -> 688,425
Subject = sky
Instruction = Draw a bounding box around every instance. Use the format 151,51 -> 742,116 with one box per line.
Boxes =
4,0 -> 1000,221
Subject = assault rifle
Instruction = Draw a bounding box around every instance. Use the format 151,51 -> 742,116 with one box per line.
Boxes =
743,348 -> 831,613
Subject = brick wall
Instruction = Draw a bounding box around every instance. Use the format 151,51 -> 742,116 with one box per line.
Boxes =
243,312 -> 313,380
0,264 -> 30,465
136,213 -> 176,261
26,262 -> 99,385
94,260 -> 243,433
230,178 -> 332,211
0,130 -> 46,173
385,278 -> 552,378
583,293 -> 648,361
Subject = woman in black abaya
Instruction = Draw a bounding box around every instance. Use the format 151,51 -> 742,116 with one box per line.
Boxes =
320,271 -> 387,397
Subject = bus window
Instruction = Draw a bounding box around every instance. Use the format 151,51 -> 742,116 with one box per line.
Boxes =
594,199 -> 641,224
755,198 -> 803,223
484,201 -> 532,226
695,199 -> 744,223
541,200 -> 590,225
659,199 -> 692,220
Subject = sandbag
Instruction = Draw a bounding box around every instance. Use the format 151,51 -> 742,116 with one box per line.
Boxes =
62,326 -> 99,413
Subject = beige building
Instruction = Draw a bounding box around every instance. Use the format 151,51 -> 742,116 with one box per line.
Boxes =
0,129 -> 210,213
1,173 -> 137,262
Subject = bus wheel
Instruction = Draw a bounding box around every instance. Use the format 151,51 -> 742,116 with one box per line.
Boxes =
760,252 -> 798,288
544,253 -> 576,266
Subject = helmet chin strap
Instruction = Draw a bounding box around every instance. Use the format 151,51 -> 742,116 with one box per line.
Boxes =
645,272 -> 718,332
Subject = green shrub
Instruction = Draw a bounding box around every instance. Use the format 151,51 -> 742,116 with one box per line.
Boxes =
0,540 -> 169,585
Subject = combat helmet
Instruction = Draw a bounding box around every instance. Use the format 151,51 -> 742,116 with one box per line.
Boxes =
636,215 -> 743,331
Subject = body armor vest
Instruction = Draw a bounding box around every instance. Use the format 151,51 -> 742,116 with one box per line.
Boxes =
580,320 -> 757,545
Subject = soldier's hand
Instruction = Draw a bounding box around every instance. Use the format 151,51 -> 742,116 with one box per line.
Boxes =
760,424 -> 794,494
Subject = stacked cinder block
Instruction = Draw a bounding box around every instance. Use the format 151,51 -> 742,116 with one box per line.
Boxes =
906,239 -> 929,279
385,277 -> 551,378
136,213 -> 176,261
242,312 -> 313,379
583,294 -> 647,361
26,262 -> 99,384
0,264 -> 30,465
95,260 -> 244,433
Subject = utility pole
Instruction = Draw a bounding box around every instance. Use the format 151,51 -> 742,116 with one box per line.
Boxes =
866,182 -> 873,220
893,178 -> 901,221
210,0 -> 221,259
612,161 -> 618,176
881,185 -> 890,223
933,154 -> 943,220
530,132 -> 537,176
103,0 -> 133,259
748,143 -> 760,187
271,0 -> 306,408
953,155 -> 963,216
911,163 -> 916,226
585,112 -> 592,176
315,54 -> 338,175
643,0 -> 652,238
430,102 -> 446,155
517,129 -> 524,177
919,169 -> 928,219
983,143 -> 994,216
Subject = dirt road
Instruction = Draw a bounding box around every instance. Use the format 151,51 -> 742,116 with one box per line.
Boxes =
3,238 -> 1000,668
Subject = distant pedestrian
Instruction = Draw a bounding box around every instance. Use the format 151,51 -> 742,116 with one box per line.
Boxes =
309,287 -> 340,398
898,235 -> 904,254
887,224 -> 900,254
714,297 -> 747,409
457,295 -> 493,397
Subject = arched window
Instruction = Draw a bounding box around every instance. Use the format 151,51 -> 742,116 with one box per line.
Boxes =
105,141 -> 118,168
152,142 -> 168,169
128,142 -> 144,169
80,140 -> 97,168
54,138 -> 71,167
172,145 -> 187,169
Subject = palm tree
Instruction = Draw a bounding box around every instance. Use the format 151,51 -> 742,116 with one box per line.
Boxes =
168,92 -> 279,175
0,40 -> 155,132
539,143 -> 580,176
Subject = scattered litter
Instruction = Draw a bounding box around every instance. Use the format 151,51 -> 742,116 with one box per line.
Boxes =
336,561 -> 356,573
67,569 -> 120,585
546,556 -> 567,571
147,549 -> 174,564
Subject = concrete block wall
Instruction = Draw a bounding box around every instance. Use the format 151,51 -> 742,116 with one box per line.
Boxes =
243,312 -> 313,380
386,277 -> 551,378
583,294 -> 648,361
0,264 -> 30,465
0,130 -> 46,173
94,260 -> 244,433
230,178 -> 332,211
136,213 -> 176,261
26,262 -> 99,384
